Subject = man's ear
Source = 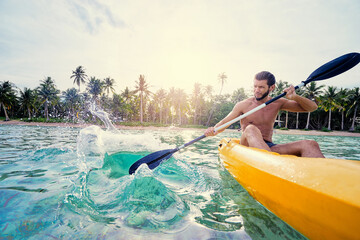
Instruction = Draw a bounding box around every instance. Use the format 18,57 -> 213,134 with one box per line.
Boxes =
269,84 -> 276,92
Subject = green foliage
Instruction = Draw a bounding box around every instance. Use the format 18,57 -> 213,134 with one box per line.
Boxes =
1,69 -> 360,132
23,117 -> 67,123
321,127 -> 332,132
354,126 -> 360,133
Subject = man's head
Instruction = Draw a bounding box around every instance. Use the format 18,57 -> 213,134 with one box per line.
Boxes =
255,71 -> 276,86
253,71 -> 276,101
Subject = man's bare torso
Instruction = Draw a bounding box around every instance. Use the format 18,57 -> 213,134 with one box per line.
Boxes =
238,97 -> 285,142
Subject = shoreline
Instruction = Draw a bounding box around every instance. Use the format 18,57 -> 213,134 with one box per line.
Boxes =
1,120 -> 360,137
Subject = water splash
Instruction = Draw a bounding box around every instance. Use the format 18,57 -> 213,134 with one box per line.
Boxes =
65,150 -> 191,232
65,107 -> 194,233
88,102 -> 118,132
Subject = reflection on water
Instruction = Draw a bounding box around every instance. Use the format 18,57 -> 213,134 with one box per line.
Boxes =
1,124 -> 359,239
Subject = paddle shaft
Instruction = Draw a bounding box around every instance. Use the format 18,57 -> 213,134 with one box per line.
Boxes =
175,82 -> 306,151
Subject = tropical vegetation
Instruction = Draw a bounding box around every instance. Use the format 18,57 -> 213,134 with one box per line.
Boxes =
1,67 -> 360,132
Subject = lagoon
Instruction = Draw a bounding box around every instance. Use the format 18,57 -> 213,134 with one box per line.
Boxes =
1,125 -> 359,239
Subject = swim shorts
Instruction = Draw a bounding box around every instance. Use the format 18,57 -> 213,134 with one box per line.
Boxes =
264,139 -> 277,148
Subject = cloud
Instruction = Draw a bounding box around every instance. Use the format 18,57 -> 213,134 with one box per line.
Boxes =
0,0 -> 359,94
67,0 -> 126,34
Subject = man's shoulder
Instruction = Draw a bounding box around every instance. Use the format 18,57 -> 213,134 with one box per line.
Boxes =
235,98 -> 253,107
239,97 -> 255,104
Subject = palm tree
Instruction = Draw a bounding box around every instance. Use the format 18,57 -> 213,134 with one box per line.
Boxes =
147,101 -> 156,122
133,75 -> 152,123
231,88 -> 247,104
62,88 -> 81,120
71,66 -> 88,91
50,95 -> 61,119
191,83 -> 202,125
336,88 -> 350,130
348,87 -> 360,131
304,82 -> 324,129
319,86 -> 338,130
168,87 -> 177,124
206,73 -> 227,126
218,72 -> 227,95
19,88 -> 36,120
103,77 -> 115,97
111,93 -> 126,120
86,77 -> 103,102
154,89 -> 167,124
121,87 -> 134,121
122,87 -> 132,103
174,88 -> 187,125
204,85 -> 214,101
162,90 -> 173,124
37,77 -> 60,121
0,81 -> 17,121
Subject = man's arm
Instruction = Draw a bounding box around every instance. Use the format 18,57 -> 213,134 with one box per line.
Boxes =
204,101 -> 244,136
281,85 -> 318,112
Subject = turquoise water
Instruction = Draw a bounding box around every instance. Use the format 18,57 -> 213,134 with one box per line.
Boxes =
1,125 -> 360,239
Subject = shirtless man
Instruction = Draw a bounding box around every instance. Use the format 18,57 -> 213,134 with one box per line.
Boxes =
204,71 -> 324,158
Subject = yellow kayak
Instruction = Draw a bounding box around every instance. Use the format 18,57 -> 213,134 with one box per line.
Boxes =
218,138 -> 360,240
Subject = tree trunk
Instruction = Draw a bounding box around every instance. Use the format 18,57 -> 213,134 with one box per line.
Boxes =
45,101 -> 49,121
171,111 -> 174,125
349,105 -> 358,131
341,110 -> 344,130
285,111 -> 288,129
305,112 -> 311,129
327,109 -> 332,130
296,112 -> 299,129
72,106 -> 75,122
193,104 -> 197,125
1,103 -> 10,121
277,114 -> 282,128
206,107 -> 215,126
140,93 -> 143,123
159,106 -> 163,124
27,106 -> 32,120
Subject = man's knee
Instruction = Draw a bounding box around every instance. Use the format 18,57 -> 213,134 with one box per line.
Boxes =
308,140 -> 320,149
243,124 -> 261,137
300,139 -> 320,150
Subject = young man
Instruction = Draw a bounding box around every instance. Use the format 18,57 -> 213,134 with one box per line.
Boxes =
204,71 -> 324,158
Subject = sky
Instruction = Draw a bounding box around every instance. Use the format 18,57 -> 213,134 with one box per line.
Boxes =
0,0 -> 359,96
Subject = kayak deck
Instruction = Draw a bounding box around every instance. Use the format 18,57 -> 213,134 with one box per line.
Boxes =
218,138 -> 360,240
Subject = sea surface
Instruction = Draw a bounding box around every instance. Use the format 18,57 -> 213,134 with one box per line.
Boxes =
1,124 -> 359,239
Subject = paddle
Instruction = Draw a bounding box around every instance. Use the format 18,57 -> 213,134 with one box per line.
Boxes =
129,52 -> 360,175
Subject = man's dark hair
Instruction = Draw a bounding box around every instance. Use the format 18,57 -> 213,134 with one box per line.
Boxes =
255,71 -> 276,86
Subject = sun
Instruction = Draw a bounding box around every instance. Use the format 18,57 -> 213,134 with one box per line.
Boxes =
150,49 -> 217,93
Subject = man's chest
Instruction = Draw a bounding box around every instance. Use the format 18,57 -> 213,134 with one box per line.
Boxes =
241,103 -> 281,124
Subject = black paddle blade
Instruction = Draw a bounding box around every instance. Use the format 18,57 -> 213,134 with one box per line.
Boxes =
128,149 -> 177,175
305,52 -> 360,84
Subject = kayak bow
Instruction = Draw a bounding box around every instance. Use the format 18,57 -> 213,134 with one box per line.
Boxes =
218,138 -> 360,240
